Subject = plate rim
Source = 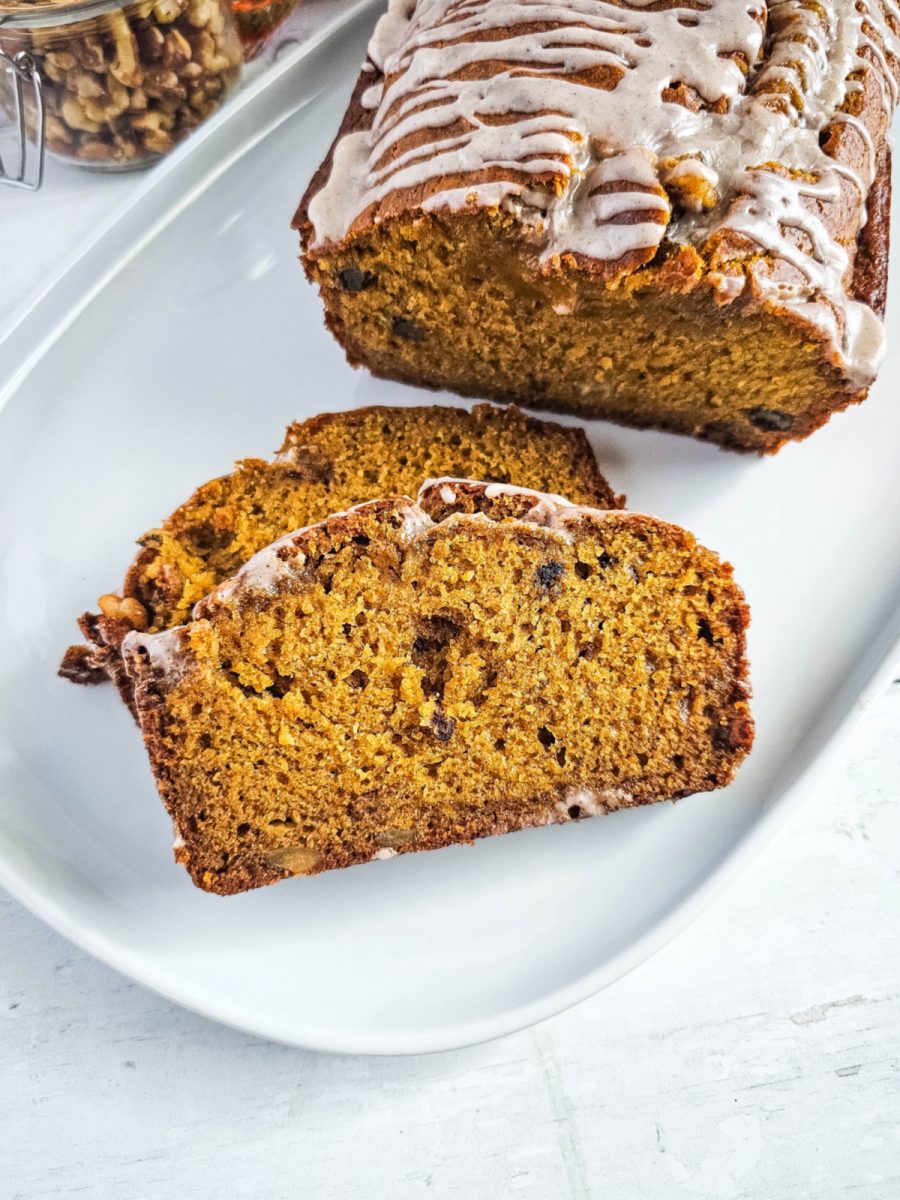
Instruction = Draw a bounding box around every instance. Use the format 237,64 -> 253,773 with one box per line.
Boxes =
1,0 -> 899,1054
1,647 -> 897,1055
0,0 -> 383,403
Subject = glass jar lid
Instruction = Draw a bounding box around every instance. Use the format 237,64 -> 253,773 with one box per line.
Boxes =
0,0 -> 151,30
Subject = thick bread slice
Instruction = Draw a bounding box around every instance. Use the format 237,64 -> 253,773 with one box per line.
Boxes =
123,483 -> 752,895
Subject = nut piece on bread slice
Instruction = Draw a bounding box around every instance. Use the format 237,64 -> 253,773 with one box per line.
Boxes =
60,403 -> 621,711
123,482 -> 752,895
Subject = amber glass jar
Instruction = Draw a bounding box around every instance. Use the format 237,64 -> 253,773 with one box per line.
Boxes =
229,0 -> 300,59
0,0 -> 242,172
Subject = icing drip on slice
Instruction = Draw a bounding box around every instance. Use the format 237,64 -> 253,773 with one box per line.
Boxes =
307,0 -> 900,385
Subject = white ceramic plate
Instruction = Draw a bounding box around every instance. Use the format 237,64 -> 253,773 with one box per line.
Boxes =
2,1 -> 900,1055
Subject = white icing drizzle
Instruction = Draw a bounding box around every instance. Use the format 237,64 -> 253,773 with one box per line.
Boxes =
204,499 -> 429,608
214,537 -> 305,602
417,477 -> 655,548
707,270 -> 747,300
121,625 -> 190,684
555,786 -> 634,819
482,480 -> 572,505
398,503 -> 435,541
308,0 -> 900,385
663,158 -> 720,189
551,146 -> 672,262
830,110 -> 878,187
420,476 -> 576,508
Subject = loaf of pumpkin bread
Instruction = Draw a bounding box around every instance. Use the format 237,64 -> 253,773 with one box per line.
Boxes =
296,0 -> 898,452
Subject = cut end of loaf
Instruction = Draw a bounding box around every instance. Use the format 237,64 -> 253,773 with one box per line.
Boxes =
303,210 -> 869,455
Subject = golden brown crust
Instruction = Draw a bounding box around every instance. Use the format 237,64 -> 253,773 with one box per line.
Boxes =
294,62 -> 374,243
297,12 -> 892,288
851,148 -> 892,320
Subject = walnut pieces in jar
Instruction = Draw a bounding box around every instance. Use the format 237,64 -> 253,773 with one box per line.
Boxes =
0,0 -> 243,169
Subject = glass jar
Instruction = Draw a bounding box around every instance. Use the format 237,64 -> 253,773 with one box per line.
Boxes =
230,0 -> 300,60
0,0 -> 243,177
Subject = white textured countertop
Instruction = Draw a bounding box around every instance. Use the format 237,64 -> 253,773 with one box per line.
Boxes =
1,4 -> 898,1194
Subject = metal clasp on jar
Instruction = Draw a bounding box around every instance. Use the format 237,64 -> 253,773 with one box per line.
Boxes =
0,20 -> 45,190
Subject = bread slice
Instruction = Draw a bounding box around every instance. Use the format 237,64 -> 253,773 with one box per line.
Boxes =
60,403 -> 620,705
123,482 -> 752,895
